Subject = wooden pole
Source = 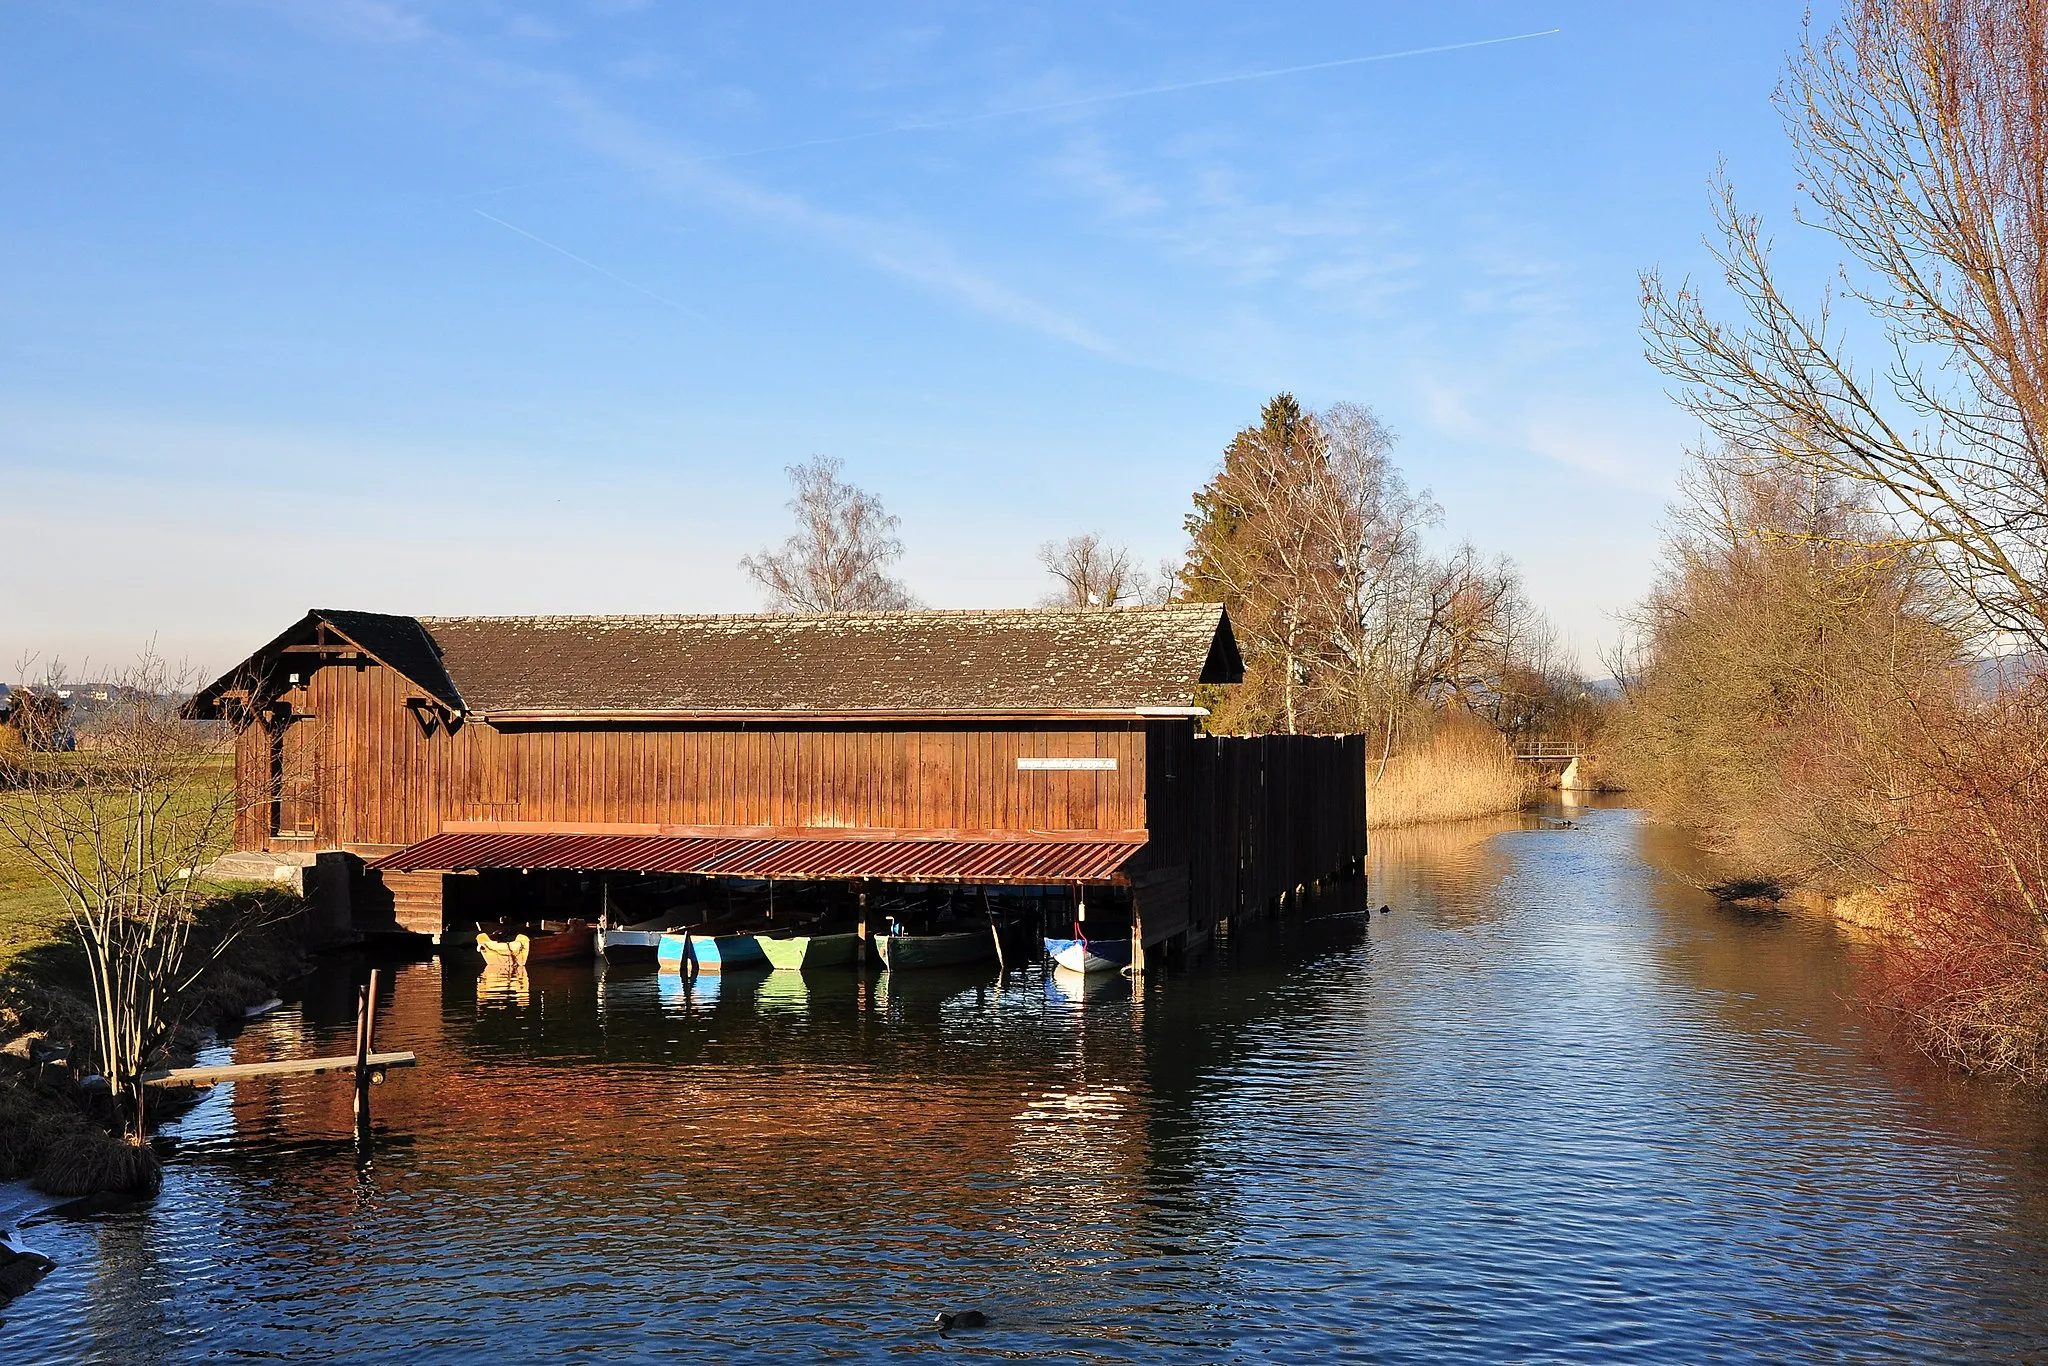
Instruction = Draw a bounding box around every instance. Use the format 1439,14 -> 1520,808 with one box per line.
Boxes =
353,969 -> 379,1142
982,887 -> 1005,973
1129,892 -> 1147,978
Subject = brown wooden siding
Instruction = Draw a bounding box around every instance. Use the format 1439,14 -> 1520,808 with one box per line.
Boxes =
235,659 -> 1150,855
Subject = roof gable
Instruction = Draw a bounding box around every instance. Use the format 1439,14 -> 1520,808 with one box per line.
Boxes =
188,609 -> 462,717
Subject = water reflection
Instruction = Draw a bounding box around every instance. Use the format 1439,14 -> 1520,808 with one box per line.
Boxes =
7,807 -> 2048,1361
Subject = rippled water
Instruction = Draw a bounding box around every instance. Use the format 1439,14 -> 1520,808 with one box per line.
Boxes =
6,804 -> 2048,1362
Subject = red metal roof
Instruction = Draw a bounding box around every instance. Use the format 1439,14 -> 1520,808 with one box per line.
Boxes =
371,828 -> 1145,884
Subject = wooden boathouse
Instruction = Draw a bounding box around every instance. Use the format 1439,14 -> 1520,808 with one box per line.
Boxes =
189,606 -> 1366,968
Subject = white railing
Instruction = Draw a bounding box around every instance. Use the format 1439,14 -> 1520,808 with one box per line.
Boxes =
1511,741 -> 1587,761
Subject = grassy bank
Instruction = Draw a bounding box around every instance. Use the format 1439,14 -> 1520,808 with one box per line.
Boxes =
0,838 -> 69,977
1367,724 -> 1541,830
1,876 -> 308,1199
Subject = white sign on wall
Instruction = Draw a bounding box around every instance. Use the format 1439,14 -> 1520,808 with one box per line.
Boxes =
1016,757 -> 1118,771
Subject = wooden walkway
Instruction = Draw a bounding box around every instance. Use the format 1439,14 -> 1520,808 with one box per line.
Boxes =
144,1051 -> 415,1088
141,968 -> 414,1150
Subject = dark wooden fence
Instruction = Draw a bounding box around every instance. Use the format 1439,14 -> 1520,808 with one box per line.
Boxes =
1186,733 -> 1367,936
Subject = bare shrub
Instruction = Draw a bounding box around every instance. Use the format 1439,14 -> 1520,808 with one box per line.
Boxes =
1879,684 -> 2048,1082
1608,445 -> 1964,888
0,648 -> 278,1142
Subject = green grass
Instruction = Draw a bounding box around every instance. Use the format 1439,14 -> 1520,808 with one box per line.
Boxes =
0,757 -> 236,978
0,837 -> 72,976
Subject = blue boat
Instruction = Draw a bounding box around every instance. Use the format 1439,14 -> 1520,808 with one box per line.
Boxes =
1044,936 -> 1132,975
657,931 -> 770,975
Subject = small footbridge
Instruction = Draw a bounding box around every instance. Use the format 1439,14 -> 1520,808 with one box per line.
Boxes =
1511,741 -> 1587,762
1512,741 -> 1594,793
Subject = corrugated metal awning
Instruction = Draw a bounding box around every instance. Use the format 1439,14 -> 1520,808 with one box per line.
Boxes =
370,828 -> 1145,884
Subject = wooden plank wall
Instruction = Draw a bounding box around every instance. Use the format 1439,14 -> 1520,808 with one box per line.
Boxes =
235,660 -> 1150,854
1183,733 -> 1367,938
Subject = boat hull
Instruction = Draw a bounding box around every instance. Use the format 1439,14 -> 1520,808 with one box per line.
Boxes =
759,932 -> 863,971
876,930 -> 996,971
657,931 -> 770,974
600,909 -> 704,958
525,922 -> 595,963
597,929 -> 665,956
1045,937 -> 1132,975
478,920 -> 594,965
477,933 -> 529,971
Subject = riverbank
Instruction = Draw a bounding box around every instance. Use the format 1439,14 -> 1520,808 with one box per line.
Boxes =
0,882 -> 309,1200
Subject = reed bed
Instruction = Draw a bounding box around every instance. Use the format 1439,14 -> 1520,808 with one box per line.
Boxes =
1367,724 -> 1536,830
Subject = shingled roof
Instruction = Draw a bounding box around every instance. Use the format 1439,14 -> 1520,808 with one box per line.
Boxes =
194,605 -> 1242,718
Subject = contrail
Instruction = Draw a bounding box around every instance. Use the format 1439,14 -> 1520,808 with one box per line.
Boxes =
445,28 -> 1560,202
471,208 -> 708,320
704,28 -> 1565,161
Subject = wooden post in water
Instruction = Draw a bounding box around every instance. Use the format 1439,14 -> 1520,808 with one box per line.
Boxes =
1128,891 -> 1147,979
353,969 -> 379,1143
982,887 -> 1005,973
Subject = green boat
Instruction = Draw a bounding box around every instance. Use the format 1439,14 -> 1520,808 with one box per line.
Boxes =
758,931 -> 864,971
875,929 -> 997,971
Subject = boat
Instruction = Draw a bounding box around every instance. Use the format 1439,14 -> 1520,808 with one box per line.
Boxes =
758,931 -> 864,972
476,933 -> 529,971
598,907 -> 703,958
656,930 -> 770,975
1044,936 -> 1132,975
875,929 -> 996,971
477,919 -> 595,967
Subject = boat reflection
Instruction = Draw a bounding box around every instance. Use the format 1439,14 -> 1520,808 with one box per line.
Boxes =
1047,965 -> 1131,1008
475,966 -> 529,1007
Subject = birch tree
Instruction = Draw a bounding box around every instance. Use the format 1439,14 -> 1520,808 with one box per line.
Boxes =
1180,394 -> 1552,738
741,456 -> 919,612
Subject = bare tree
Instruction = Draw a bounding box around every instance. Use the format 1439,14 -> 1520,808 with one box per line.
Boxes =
1037,533 -> 1154,607
1643,0 -> 2048,650
740,456 -> 919,612
1181,394 -> 1559,739
0,648 -> 277,1150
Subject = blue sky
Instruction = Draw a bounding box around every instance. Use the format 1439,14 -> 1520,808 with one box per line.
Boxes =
1,1 -> 1826,676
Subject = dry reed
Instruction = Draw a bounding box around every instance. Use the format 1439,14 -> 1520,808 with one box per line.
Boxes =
1367,723 -> 1536,830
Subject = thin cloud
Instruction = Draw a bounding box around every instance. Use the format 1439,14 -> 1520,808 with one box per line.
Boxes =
521,68 -> 1115,352
445,28 -> 1563,200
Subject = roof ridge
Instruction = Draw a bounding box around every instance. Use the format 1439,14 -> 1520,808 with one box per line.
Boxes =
414,604 -> 1220,626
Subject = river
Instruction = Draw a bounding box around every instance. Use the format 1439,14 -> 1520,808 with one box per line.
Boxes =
4,803 -> 2047,1362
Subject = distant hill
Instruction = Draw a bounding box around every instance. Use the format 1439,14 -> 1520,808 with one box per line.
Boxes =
1974,652 -> 2047,694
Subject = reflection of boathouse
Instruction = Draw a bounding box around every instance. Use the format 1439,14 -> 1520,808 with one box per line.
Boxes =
190,606 -> 1364,963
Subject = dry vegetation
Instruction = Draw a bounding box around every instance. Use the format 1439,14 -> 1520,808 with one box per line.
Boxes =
1366,721 -> 1537,830
0,654 -> 307,1195
1634,0 -> 2048,1082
